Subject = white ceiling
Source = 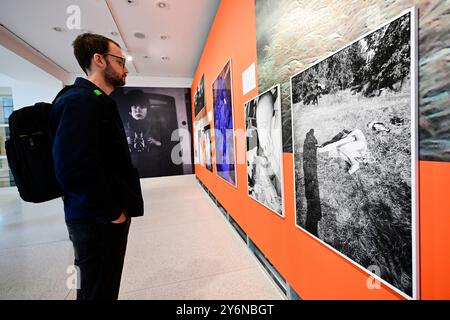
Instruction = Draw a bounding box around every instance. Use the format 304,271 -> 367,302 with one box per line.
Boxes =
0,0 -> 220,78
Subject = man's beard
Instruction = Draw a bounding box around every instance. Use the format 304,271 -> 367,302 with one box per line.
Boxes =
104,61 -> 126,87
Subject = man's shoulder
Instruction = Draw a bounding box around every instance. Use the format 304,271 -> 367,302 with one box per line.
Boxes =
53,86 -> 100,109
58,86 -> 95,100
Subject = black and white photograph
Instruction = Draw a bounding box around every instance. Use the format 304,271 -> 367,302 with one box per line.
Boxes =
245,85 -> 284,216
291,10 -> 417,298
203,124 -> 213,172
194,120 -> 201,165
194,74 -> 205,116
196,124 -> 203,166
194,108 -> 208,167
111,87 -> 194,178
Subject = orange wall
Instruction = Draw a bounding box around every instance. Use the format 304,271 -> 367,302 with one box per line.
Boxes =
419,161 -> 450,299
192,0 -> 450,299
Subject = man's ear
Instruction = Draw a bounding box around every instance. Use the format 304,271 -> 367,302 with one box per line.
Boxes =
92,53 -> 105,70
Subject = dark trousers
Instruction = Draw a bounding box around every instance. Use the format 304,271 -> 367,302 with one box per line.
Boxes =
66,218 -> 131,300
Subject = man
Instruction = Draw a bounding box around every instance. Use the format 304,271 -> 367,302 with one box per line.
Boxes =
49,33 -> 144,300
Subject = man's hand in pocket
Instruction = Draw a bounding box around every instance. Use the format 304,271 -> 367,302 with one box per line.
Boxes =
111,212 -> 127,224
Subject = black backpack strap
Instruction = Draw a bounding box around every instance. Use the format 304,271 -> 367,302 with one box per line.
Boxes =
52,84 -> 104,104
49,84 -> 107,142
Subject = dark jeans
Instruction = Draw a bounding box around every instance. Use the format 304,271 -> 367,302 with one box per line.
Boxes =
66,218 -> 131,300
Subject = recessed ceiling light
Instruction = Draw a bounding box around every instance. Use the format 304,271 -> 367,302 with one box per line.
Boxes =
126,55 -> 133,62
161,56 -> 170,61
52,27 -> 66,32
160,35 -> 169,40
134,32 -> 146,39
156,2 -> 168,9
110,31 -> 119,36
126,0 -> 137,5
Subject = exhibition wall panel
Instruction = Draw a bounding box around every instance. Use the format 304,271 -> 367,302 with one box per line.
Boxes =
192,0 -> 450,299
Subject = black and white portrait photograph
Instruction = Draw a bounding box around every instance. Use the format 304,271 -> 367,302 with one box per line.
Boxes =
245,85 -> 284,216
291,10 -> 417,298
111,87 -> 194,179
194,74 -> 205,116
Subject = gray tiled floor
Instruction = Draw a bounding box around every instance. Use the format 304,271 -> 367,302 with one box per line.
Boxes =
0,175 -> 284,300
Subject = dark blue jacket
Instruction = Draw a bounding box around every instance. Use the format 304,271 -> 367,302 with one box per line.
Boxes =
49,78 -> 144,223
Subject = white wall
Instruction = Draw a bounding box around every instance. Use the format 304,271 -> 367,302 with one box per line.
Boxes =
0,73 -> 15,89
0,78 -> 63,109
0,45 -> 63,109
123,75 -> 193,88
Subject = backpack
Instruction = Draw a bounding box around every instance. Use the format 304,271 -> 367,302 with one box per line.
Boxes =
4,84 -> 95,203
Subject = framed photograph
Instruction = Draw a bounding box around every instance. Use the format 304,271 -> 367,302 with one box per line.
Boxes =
194,108 -> 208,166
111,86 -> 194,178
245,84 -> 284,216
197,125 -> 204,166
213,59 -> 237,187
290,9 -> 418,299
194,74 -> 205,116
203,124 -> 213,172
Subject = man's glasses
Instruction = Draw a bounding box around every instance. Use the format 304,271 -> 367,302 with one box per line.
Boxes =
104,53 -> 126,68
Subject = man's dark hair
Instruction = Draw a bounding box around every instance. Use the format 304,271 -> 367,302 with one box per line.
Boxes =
72,33 -> 121,75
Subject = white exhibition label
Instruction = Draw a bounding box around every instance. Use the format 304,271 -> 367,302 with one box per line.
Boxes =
242,63 -> 256,95
207,110 -> 213,122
